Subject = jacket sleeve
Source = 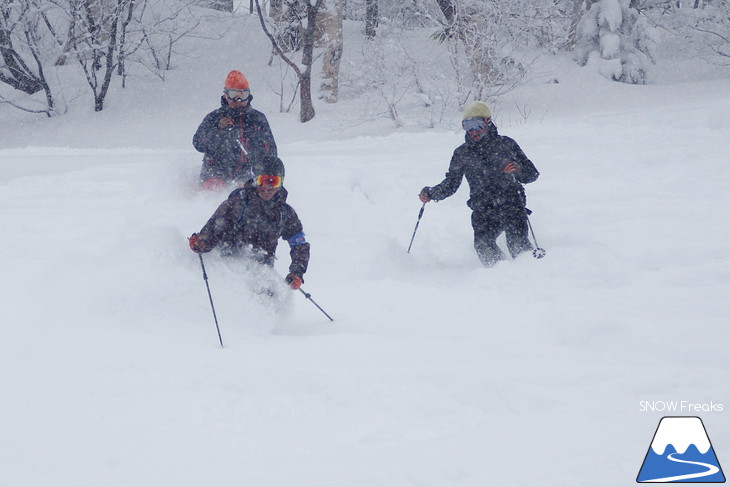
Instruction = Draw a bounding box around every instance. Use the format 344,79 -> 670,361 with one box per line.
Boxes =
196,198 -> 235,250
280,204 -> 310,276
246,111 -> 278,161
193,110 -> 240,162
506,138 -> 539,184
258,114 -> 278,156
428,149 -> 466,201
193,112 -> 219,154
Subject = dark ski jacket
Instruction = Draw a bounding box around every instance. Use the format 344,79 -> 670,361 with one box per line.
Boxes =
427,122 -> 539,212
195,184 -> 309,276
193,97 -> 278,182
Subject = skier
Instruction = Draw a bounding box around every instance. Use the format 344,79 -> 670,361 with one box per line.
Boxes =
193,70 -> 278,190
188,155 -> 309,291
418,101 -> 540,266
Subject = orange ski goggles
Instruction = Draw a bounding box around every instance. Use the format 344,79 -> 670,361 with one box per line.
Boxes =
254,174 -> 283,188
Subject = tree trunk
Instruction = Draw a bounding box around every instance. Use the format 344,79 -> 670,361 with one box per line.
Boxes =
26,32 -> 56,114
0,10 -> 44,94
270,0 -> 283,20
254,0 -> 323,122
0,49 -> 44,94
365,0 -> 378,38
435,0 -> 455,23
117,0 -> 136,85
94,1 -> 121,111
299,71 -> 315,122
298,0 -> 321,122
320,0 -> 343,103
208,0 -> 233,12
566,0 -> 587,50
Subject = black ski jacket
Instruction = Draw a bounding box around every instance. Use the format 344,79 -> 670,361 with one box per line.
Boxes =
195,185 -> 309,276
193,97 -> 278,182
427,123 -> 539,212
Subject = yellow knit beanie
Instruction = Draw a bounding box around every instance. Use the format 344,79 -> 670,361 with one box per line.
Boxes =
462,101 -> 491,120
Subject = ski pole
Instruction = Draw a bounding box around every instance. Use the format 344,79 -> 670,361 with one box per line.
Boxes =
236,137 -> 248,156
526,215 -> 546,259
407,203 -> 426,253
299,288 -> 334,322
198,254 -> 224,347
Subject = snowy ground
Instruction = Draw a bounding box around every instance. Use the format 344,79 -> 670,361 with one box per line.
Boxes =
2,17 -> 730,487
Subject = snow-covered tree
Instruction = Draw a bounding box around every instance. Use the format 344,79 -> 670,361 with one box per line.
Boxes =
127,0 -> 213,82
575,0 -> 661,84
684,0 -> 730,65
647,0 -> 730,68
432,0 -> 536,101
0,0 -> 58,115
1,0 -> 217,114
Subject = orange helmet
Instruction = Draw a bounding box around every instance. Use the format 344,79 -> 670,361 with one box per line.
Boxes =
224,70 -> 249,90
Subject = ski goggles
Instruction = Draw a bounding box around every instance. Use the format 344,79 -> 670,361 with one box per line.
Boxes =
254,174 -> 283,188
462,117 -> 489,132
224,88 -> 250,102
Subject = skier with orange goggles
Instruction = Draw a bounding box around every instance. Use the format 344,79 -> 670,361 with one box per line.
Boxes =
189,156 -> 309,291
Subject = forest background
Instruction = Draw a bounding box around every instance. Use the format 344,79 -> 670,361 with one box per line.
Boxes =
2,0 -> 729,125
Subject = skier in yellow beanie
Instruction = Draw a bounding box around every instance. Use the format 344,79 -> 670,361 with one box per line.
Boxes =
418,101 -> 540,266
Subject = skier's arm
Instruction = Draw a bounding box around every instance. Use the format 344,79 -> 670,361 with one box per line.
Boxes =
507,139 -> 539,184
281,205 -> 310,277
193,113 -> 218,153
246,112 -> 278,161
195,199 -> 235,250
193,112 -> 237,156
423,151 -> 465,202
258,114 -> 278,156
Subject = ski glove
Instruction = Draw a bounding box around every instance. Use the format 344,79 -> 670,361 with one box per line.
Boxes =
201,177 -> 226,191
419,187 -> 432,203
218,117 -> 234,129
285,273 -> 303,290
188,233 -> 209,253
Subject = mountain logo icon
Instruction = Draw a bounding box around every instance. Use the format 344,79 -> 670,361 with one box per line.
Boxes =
637,416 -> 726,483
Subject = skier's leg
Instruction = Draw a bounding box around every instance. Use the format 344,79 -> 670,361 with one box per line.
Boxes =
472,210 -> 506,267
504,205 -> 533,258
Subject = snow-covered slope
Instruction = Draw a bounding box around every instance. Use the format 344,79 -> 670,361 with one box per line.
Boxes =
1,15 -> 729,487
